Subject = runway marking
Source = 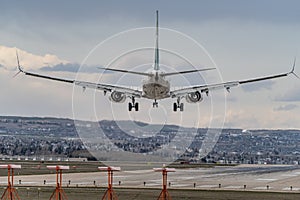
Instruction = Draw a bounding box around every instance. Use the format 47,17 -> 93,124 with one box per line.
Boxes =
127,180 -> 155,184
17,181 -> 38,184
283,187 -> 300,191
125,170 -> 153,174
281,174 -> 297,177
224,186 -> 244,189
254,186 -> 272,190
175,176 -> 195,180
171,184 -> 190,187
114,175 -> 127,178
46,181 -> 56,184
142,183 -> 160,186
72,181 -> 100,185
198,185 -> 218,188
256,178 -> 277,181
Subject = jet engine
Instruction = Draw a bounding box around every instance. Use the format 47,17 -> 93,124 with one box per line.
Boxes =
109,91 -> 126,103
186,91 -> 203,103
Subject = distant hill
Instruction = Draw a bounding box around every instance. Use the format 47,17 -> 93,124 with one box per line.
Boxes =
0,116 -> 299,165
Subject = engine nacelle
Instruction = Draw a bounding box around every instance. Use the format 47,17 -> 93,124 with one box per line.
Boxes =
186,91 -> 203,103
109,91 -> 126,103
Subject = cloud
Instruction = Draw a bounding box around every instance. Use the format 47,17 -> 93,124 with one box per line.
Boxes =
2,1 -> 300,26
274,104 -> 298,112
226,95 -> 237,102
40,63 -> 80,72
0,45 -> 68,70
40,63 -> 106,74
224,109 -> 260,129
0,63 -> 9,71
274,87 -> 300,102
0,45 -> 103,74
240,80 -> 275,92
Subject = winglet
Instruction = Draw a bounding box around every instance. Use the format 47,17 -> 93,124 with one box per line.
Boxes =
288,57 -> 299,79
13,50 -> 24,78
16,51 -> 24,72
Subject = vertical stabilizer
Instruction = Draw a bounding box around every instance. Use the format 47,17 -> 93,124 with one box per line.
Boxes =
154,10 -> 159,71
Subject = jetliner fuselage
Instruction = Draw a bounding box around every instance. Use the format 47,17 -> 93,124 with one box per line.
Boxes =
142,73 -> 170,100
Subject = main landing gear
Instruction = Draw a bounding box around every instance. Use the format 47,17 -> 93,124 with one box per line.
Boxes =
128,97 -> 139,111
128,97 -> 185,112
173,97 -> 184,112
153,99 -> 158,108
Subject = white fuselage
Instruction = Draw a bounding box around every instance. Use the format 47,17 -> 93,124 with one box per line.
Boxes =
142,72 -> 170,99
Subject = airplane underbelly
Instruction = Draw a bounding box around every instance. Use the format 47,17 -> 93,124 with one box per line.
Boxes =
143,83 -> 169,99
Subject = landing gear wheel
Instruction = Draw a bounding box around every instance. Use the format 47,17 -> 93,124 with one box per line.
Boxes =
129,102 -> 139,111
128,97 -> 139,111
173,103 -> 177,112
135,102 -> 139,111
179,103 -> 184,112
128,102 -> 133,111
173,97 -> 184,112
153,100 -> 158,108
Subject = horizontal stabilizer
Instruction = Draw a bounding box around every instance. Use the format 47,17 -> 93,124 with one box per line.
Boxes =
98,67 -> 152,77
161,67 -> 215,77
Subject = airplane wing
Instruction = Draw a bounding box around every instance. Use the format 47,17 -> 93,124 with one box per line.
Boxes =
170,62 -> 298,98
20,68 -> 142,97
16,62 -> 142,98
74,81 -> 142,97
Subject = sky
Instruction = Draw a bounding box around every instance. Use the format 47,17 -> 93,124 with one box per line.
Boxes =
0,0 -> 300,129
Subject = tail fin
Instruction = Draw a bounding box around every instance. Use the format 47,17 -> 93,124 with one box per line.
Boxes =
154,10 -> 159,71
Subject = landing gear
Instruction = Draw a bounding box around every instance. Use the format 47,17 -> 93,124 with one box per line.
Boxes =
128,97 -> 139,111
153,99 -> 158,108
173,97 -> 184,112
129,102 -> 139,111
173,103 -> 184,112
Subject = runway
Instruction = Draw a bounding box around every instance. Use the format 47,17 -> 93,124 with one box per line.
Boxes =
2,164 -> 300,192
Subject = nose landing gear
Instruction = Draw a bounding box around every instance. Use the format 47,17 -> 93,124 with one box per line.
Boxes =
153,99 -> 158,108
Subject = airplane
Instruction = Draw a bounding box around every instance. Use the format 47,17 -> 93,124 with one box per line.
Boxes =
16,11 -> 298,112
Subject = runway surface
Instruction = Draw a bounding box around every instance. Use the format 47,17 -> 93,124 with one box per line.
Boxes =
2,164 -> 300,192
